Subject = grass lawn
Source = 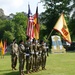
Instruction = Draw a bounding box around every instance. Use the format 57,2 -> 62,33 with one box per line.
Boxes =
0,52 -> 75,75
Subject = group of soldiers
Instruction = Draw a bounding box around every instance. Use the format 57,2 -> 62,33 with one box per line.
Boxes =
10,36 -> 49,75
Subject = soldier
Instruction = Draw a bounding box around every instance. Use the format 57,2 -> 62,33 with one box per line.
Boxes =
30,38 -> 35,72
10,39 -> 18,70
46,43 -> 49,56
33,39 -> 39,72
25,36 -> 31,74
37,40 -> 42,70
40,40 -> 47,70
36,39 -> 41,71
18,40 -> 26,75
31,38 -> 39,72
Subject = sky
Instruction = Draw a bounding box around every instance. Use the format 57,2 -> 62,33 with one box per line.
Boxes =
0,0 -> 45,16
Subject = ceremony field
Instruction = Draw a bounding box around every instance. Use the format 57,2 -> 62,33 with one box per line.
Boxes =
0,52 -> 75,75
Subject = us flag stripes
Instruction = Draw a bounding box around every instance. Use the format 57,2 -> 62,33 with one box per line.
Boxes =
26,4 -> 34,39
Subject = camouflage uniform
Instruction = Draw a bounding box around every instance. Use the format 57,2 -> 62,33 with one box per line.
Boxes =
10,39 -> 18,70
36,41 -> 41,71
38,43 -> 42,70
25,38 -> 31,74
41,40 -> 47,70
30,41 -> 35,72
18,40 -> 25,75
33,40 -> 39,72
46,43 -> 49,56
31,39 -> 38,72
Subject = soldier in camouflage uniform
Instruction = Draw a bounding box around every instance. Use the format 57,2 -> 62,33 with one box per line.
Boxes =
30,38 -> 39,72
33,39 -> 39,72
46,43 -> 49,56
38,40 -> 42,70
40,40 -> 47,70
36,40 -> 41,71
25,37 -> 31,74
10,39 -> 18,70
18,40 -> 26,75
30,38 -> 35,72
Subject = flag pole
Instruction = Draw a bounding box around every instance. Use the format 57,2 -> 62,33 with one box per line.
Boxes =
47,29 -> 54,40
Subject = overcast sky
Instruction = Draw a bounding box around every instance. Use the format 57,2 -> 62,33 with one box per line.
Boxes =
0,0 -> 45,16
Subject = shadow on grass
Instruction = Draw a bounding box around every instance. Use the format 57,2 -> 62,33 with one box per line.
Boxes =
4,71 -> 19,75
0,69 -> 11,72
5,72 -> 19,75
3,70 -> 28,75
0,69 -> 19,75
67,51 -> 75,53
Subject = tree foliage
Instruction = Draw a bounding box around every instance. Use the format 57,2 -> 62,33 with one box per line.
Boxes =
40,0 -> 75,42
12,13 -> 27,43
0,12 -> 27,44
68,0 -> 75,41
69,11 -> 75,41
1,0 -> 75,44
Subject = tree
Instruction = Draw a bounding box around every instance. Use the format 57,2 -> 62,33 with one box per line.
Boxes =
0,19 -> 7,39
68,0 -> 75,41
0,12 -> 28,44
14,24 -> 26,43
3,31 -> 14,44
12,12 -> 27,42
0,8 -> 6,19
39,24 -> 47,39
69,11 -> 75,41
2,20 -> 15,44
40,0 -> 74,40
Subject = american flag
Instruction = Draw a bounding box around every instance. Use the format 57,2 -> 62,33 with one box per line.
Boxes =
26,4 -> 34,39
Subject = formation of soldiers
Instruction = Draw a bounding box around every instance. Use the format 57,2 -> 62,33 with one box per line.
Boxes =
10,37 -> 49,75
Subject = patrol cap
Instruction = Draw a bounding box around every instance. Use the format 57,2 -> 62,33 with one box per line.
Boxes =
26,36 -> 30,40
40,40 -> 44,44
13,39 -> 16,42
32,38 -> 36,43
13,39 -> 16,43
19,39 -> 23,44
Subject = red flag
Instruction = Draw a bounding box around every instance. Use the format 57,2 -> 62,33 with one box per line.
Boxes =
26,4 -> 34,39
33,6 -> 40,40
3,40 -> 7,54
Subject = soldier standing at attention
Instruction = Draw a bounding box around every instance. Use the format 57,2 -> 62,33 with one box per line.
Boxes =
36,40 -> 41,71
46,43 -> 49,56
10,39 -> 18,70
31,39 -> 39,72
31,38 -> 37,72
25,36 -> 31,74
30,39 -> 35,72
18,40 -> 26,75
40,40 -> 47,70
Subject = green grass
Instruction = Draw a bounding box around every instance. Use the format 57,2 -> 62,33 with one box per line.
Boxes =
0,52 -> 75,75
